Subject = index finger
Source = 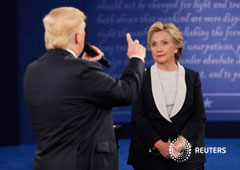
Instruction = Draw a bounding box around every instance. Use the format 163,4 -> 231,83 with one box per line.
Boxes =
126,33 -> 133,44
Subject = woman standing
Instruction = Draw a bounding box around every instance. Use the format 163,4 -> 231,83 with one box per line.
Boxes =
128,21 -> 206,170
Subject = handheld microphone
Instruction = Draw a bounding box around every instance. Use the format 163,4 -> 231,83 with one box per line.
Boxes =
83,44 -> 110,67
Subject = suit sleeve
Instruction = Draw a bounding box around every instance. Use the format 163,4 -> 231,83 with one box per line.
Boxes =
180,72 -> 206,146
131,83 -> 162,149
82,58 -> 145,107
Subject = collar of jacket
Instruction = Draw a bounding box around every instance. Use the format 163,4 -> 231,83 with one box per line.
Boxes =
150,62 -> 186,123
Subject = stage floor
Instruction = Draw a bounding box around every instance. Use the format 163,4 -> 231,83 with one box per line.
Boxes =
0,138 -> 239,170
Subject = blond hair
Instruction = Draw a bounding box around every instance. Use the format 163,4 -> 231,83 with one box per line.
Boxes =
147,21 -> 183,60
43,7 -> 86,50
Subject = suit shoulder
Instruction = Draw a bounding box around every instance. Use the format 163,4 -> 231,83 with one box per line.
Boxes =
141,67 -> 151,86
183,66 -> 201,86
25,60 -> 39,72
184,67 -> 199,76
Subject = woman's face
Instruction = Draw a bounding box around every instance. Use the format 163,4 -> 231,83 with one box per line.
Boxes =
150,31 -> 178,66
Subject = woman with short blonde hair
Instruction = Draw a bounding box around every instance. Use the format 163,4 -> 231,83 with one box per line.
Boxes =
128,21 -> 206,170
147,21 -> 183,61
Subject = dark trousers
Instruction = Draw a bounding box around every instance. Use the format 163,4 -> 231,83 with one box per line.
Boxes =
133,162 -> 204,170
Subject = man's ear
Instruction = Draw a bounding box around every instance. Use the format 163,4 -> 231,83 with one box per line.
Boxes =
75,33 -> 81,44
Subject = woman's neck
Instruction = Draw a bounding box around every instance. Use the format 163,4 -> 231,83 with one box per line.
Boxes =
157,62 -> 178,72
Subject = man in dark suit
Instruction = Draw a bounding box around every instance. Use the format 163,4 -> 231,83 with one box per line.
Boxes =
24,7 -> 146,170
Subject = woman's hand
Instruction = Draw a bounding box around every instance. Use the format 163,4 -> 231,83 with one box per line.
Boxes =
154,140 -> 171,159
173,136 -> 186,153
170,136 -> 186,158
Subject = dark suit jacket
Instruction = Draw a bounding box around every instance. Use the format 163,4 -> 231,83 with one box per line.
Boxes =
128,65 -> 206,167
24,49 -> 145,170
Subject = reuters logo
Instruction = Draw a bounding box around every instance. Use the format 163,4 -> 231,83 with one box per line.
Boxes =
169,138 -> 192,162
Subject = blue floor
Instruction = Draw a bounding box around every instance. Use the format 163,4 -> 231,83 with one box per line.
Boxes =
0,139 -> 240,170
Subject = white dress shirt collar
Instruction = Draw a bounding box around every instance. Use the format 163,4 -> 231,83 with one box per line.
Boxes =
65,49 -> 78,58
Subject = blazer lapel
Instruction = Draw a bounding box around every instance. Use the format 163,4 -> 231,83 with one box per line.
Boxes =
170,62 -> 186,118
150,63 -> 172,122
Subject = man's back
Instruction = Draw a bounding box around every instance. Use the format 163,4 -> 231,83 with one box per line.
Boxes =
24,49 -> 145,170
